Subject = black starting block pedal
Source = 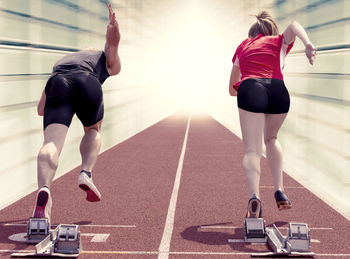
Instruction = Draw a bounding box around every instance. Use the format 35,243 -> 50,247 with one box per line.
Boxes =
251,222 -> 315,257
244,218 -> 267,243
12,224 -> 82,258
26,217 -> 50,244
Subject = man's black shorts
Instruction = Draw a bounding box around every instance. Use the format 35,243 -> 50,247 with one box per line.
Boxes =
44,71 -> 104,129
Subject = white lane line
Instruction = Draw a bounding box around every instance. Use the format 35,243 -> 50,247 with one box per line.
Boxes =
228,238 -> 321,243
4,223 -> 136,228
199,226 -> 240,229
227,239 -> 247,243
2,249 -> 350,257
158,115 -> 191,259
200,225 -> 333,230
260,185 -> 305,189
81,233 -> 110,242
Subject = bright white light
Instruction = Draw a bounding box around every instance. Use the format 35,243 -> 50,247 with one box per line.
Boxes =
150,0 -> 237,111
115,0 -> 265,112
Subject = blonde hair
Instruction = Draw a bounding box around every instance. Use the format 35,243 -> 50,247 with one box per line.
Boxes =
248,11 -> 279,38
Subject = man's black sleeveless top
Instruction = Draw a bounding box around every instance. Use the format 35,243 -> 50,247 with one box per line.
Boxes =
52,50 -> 110,84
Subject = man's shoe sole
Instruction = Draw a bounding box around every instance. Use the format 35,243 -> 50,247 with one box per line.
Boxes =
33,191 -> 49,218
79,184 -> 101,202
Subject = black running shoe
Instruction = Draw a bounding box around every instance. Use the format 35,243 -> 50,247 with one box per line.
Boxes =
246,194 -> 262,218
274,190 -> 292,210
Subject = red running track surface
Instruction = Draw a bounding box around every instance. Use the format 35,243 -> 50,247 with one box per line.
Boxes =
0,112 -> 349,258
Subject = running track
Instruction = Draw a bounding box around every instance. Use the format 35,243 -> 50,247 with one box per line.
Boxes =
0,112 -> 349,258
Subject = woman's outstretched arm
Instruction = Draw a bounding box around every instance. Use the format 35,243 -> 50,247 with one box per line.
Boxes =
283,21 -> 317,65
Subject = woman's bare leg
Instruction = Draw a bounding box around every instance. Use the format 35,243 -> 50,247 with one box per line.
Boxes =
239,108 -> 265,198
264,113 -> 288,192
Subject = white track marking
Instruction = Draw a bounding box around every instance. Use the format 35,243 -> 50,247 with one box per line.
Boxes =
199,225 -> 245,230
4,223 -> 136,228
200,225 -> 333,230
1,249 -> 349,257
81,233 -> 110,242
260,185 -> 305,189
227,239 -> 246,243
158,115 -> 191,259
228,238 -> 321,243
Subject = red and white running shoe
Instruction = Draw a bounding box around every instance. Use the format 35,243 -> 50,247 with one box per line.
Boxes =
78,170 -> 101,202
32,186 -> 52,222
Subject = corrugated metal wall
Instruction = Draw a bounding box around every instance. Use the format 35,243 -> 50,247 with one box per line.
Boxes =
277,0 -> 350,217
0,0 -> 178,209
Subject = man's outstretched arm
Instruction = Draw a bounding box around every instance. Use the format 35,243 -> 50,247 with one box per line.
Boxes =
105,3 -> 121,75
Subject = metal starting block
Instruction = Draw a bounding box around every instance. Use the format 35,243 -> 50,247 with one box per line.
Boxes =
26,217 -> 50,244
244,218 -> 267,243
250,222 -> 315,257
287,222 -> 311,252
12,224 -> 82,258
55,224 -> 81,255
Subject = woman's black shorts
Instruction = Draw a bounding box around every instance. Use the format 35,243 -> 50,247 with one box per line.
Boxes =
237,78 -> 290,114
44,71 -> 104,129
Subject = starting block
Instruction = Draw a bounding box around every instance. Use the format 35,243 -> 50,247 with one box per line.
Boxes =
249,222 -> 315,257
27,218 -> 50,244
12,224 -> 82,258
55,224 -> 81,255
244,218 -> 267,243
287,222 -> 311,252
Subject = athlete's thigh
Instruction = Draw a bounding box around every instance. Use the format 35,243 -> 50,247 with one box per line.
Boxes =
264,113 -> 288,142
239,108 -> 265,155
43,123 -> 69,154
44,75 -> 75,129
73,73 -> 104,127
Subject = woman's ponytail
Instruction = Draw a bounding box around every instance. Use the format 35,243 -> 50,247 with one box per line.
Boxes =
248,11 -> 279,38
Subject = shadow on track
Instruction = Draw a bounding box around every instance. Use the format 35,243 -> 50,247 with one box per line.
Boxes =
181,222 -> 269,253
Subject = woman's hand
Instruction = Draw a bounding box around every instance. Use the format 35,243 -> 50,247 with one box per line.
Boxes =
229,65 -> 240,96
106,3 -> 120,46
305,43 -> 316,65
229,85 -> 238,96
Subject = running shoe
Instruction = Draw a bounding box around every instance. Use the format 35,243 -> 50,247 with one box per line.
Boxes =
274,190 -> 292,210
246,194 -> 262,218
78,170 -> 101,202
32,186 -> 52,222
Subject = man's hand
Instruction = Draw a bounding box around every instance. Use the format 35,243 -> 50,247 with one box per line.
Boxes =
106,3 -> 120,46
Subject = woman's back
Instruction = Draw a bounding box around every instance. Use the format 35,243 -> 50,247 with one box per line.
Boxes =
232,33 -> 294,85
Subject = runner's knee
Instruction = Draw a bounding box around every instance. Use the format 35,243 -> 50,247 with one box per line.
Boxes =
84,120 -> 102,133
264,136 -> 277,146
